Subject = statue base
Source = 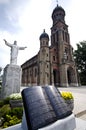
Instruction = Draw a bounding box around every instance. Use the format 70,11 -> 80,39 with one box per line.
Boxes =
1,64 -> 22,99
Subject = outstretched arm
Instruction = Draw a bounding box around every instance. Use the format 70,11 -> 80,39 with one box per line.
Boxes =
19,46 -> 27,50
3,39 -> 12,47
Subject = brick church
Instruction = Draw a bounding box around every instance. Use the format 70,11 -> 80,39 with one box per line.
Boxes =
21,4 -> 79,87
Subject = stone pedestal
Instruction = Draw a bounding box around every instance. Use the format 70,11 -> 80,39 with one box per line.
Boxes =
9,99 -> 23,108
1,64 -> 21,99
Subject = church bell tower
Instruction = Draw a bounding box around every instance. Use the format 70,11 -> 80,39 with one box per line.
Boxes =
39,30 -> 50,85
51,4 -> 78,87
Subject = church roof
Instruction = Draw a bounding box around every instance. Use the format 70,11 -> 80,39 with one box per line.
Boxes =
52,4 -> 65,17
39,29 -> 49,40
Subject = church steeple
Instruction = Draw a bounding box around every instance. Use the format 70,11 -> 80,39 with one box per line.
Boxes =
39,29 -> 49,48
39,30 -> 50,85
39,29 -> 49,40
52,4 -> 65,25
51,4 -> 70,46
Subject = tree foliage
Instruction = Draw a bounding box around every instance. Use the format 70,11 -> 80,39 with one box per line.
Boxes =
0,67 -> 2,75
74,41 -> 86,85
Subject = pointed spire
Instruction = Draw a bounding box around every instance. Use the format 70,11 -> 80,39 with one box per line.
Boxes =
43,29 -> 45,33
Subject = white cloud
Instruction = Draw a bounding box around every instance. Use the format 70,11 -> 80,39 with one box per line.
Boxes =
65,0 -> 86,49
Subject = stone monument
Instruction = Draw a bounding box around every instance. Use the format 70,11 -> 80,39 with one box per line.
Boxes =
1,40 -> 27,99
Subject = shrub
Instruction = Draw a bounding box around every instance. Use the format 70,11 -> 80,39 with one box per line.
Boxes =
61,91 -> 74,100
8,107 -> 23,119
0,95 -> 23,128
0,100 -> 4,108
0,97 -> 10,108
0,105 -> 11,118
0,105 -> 23,128
4,97 -> 10,105
3,115 -> 21,128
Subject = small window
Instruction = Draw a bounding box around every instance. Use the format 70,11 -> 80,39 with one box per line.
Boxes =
54,49 -> 56,51
63,31 -> 65,40
65,32 -> 68,42
56,31 -> 59,41
53,56 -> 55,61
53,34 -> 55,43
42,41 -> 45,46
42,49 -> 46,52
46,42 -> 48,45
65,47 -> 68,53
47,54 -> 48,57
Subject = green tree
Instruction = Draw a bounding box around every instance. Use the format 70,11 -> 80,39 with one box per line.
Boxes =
0,67 -> 2,75
74,41 -> 86,85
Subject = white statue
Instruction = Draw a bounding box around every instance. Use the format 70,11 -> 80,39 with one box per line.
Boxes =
4,39 -> 27,65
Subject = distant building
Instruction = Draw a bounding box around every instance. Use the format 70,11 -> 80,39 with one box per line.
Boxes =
21,4 -> 79,87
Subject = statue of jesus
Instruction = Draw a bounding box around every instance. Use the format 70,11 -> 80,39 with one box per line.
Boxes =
4,39 -> 27,65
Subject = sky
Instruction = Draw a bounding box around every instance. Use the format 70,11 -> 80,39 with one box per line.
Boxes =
0,0 -> 86,68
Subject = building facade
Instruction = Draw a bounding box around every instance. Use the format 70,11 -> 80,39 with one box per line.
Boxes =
21,4 -> 79,87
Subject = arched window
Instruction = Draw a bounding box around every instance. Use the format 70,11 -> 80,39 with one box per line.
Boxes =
35,68 -> 37,77
65,32 -> 68,42
56,31 -> 59,41
53,56 -> 55,61
62,31 -> 65,40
